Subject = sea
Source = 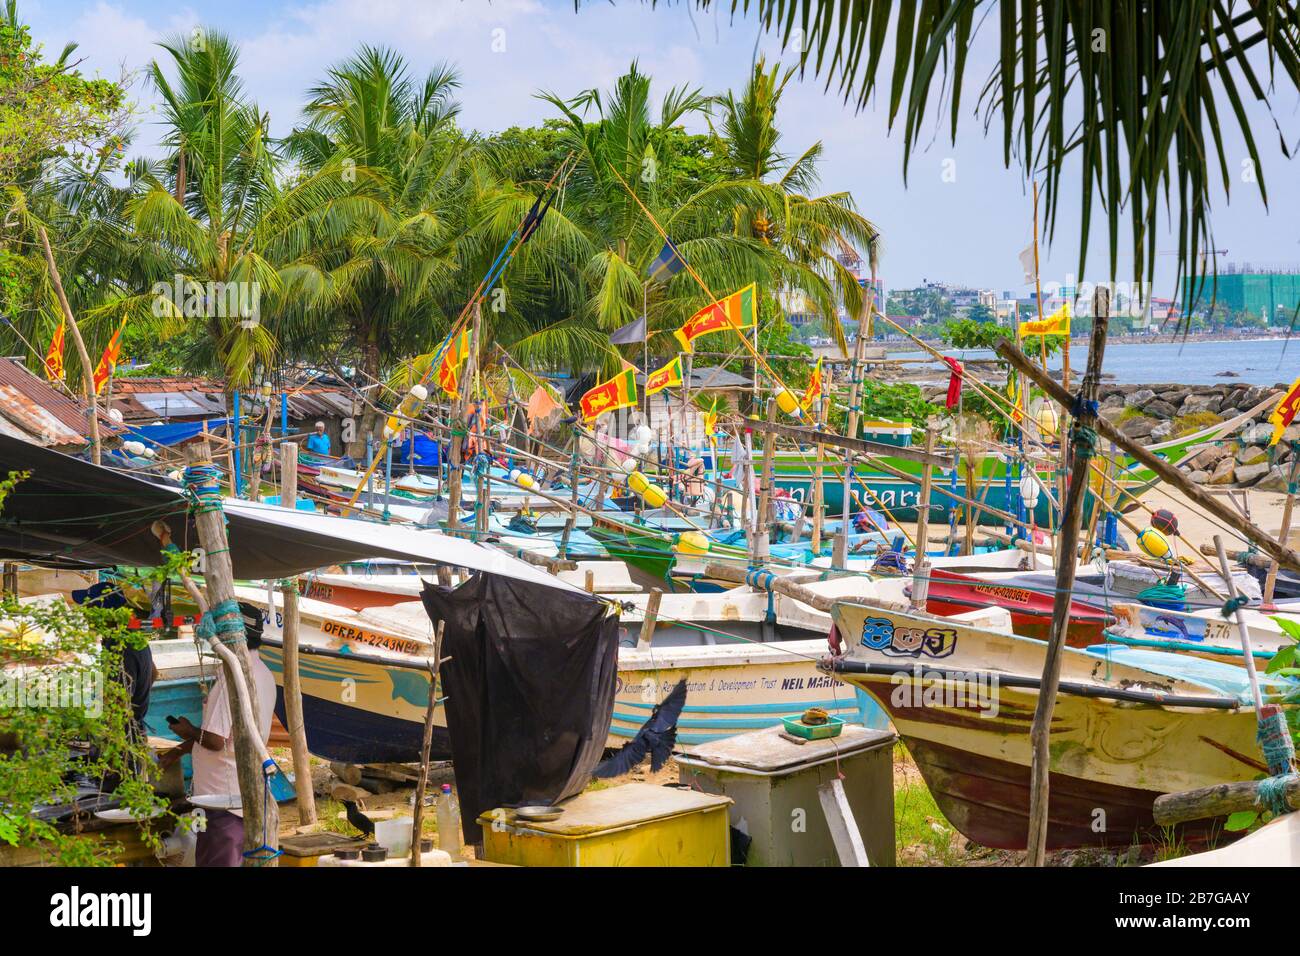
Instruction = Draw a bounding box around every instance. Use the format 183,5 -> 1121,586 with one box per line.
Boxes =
913,337 -> 1299,387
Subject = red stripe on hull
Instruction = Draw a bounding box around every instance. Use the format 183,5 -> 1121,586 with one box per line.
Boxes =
905,737 -> 1227,851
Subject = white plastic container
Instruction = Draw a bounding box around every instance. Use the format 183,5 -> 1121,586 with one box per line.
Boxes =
374,816 -> 414,859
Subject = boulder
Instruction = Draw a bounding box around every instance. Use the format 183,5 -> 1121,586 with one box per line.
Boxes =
1183,445 -> 1229,472
1101,393 -> 1125,409
1208,456 -> 1237,485
1188,470 -> 1211,485
1236,444 -> 1268,466
1181,393 -> 1222,414
1149,421 -> 1174,443
1126,388 -> 1156,408
1235,461 -> 1271,486
1142,399 -> 1178,419
1119,416 -> 1157,439
1254,465 -> 1293,493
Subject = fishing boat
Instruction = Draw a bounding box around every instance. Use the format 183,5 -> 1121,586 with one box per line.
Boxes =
824,602 -> 1298,850
714,401 -> 1268,525
1106,599 -> 1300,666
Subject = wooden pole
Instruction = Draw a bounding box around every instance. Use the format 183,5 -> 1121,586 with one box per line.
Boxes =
811,368 -> 830,553
998,340 -> 1300,575
703,560 -> 905,614
409,620 -> 444,867
183,439 -> 278,865
911,426 -> 937,610
38,226 -> 101,465
1024,286 -> 1110,866
446,303 -> 482,532
637,588 -> 662,650
279,440 -> 298,511
279,583 -> 314,826
1263,447 -> 1300,609
753,398 -> 777,563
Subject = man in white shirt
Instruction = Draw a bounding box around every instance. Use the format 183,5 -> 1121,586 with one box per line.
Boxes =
161,604 -> 277,866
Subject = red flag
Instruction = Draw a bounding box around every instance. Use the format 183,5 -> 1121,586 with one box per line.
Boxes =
92,318 -> 127,395
44,319 -> 66,382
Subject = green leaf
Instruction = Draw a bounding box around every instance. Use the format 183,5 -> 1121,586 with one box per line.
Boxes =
1271,616 -> 1300,644
1266,644 -> 1296,674
1224,811 -> 1259,832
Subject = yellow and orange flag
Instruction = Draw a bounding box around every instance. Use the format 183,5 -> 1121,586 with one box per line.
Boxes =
704,398 -> 719,442
801,357 -> 823,410
1269,374 -> 1300,445
673,282 -> 757,353
44,318 -> 66,382
1018,302 -> 1070,339
580,366 -> 637,421
92,318 -> 127,395
435,327 -> 472,398
645,356 -> 682,397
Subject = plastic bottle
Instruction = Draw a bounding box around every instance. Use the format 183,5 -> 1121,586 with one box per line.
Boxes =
437,783 -> 462,858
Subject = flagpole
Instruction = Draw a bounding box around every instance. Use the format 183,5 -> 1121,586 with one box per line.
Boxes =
1032,180 -> 1047,374
642,283 -> 649,416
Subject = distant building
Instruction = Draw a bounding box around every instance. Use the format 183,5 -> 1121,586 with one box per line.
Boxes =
1180,264 -> 1300,323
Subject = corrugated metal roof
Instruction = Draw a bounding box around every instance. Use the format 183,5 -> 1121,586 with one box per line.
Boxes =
0,359 -> 119,447
107,375 -> 355,422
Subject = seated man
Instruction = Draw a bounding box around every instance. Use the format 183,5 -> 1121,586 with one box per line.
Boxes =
161,604 -> 275,867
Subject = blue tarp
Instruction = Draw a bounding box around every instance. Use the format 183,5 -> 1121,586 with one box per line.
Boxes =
127,417 -> 232,449
397,431 -> 442,469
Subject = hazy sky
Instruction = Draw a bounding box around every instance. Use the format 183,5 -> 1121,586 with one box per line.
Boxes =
24,0 -> 1300,297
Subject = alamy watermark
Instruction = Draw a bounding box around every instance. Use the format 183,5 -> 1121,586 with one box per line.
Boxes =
151,275 -> 261,328
0,669 -> 103,717
889,664 -> 999,718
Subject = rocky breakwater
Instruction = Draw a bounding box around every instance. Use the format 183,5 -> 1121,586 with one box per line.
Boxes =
1097,381 -> 1292,490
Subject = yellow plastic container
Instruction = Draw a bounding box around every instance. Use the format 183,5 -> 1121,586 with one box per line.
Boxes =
479,783 -> 731,867
1137,527 -> 1172,560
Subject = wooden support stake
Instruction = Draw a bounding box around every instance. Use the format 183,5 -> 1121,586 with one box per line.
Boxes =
410,620 -> 444,866
637,588 -> 662,650
817,777 -> 870,867
752,398 -> 777,564
1024,286 -> 1111,866
280,582 -> 315,825
811,369 -> 830,553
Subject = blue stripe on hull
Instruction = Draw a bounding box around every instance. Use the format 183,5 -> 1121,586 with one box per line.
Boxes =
609,697 -> 861,742
273,687 -> 447,764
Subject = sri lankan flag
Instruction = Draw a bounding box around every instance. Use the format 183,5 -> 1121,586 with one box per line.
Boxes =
1008,374 -> 1024,425
92,317 -> 127,395
435,327 -> 472,397
580,366 -> 637,421
673,283 -> 757,353
1269,374 -> 1300,445
801,357 -> 823,410
645,356 -> 682,397
44,318 -> 66,382
1018,302 -> 1070,338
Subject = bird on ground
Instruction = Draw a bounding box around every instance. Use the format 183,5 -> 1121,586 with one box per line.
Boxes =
341,800 -> 375,838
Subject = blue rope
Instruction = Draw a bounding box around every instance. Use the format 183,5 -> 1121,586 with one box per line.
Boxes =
1256,773 -> 1297,816
1257,708 -> 1296,777
745,568 -> 775,591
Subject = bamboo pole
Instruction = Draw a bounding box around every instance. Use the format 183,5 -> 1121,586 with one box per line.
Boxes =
1024,286 -> 1110,866
184,439 -> 278,865
446,303 -> 481,532
38,227 -> 101,464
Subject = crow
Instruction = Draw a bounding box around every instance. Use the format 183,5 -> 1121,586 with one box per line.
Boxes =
341,799 -> 375,838
593,679 -> 688,779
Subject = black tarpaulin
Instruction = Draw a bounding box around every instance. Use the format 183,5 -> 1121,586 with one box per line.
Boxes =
421,574 -> 618,844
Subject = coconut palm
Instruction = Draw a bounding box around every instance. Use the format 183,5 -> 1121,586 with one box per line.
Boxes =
282,46 -> 480,449
709,57 -> 880,351
131,30 -> 351,392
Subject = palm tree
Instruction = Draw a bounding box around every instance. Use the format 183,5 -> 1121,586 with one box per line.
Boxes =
282,46 -> 479,450
131,30 -> 350,393
708,57 -> 880,352
475,62 -> 838,379
616,2 -> 1300,306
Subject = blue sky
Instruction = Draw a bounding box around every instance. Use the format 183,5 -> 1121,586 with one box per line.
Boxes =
23,0 -> 1300,297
